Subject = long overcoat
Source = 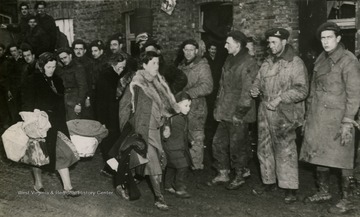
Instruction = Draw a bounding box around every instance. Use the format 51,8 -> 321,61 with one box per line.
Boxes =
300,44 -> 360,169
21,71 -> 70,171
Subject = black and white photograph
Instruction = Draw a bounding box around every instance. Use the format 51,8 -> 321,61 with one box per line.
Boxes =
0,0 -> 360,216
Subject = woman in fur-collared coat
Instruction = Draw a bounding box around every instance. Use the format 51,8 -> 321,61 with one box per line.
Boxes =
118,51 -> 180,210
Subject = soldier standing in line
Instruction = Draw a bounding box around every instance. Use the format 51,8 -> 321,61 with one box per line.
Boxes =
250,28 -> 308,203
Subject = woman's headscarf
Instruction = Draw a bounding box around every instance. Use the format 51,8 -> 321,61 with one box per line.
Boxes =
36,52 -> 56,73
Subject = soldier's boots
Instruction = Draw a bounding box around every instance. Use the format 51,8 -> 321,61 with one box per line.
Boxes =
210,170 -> 230,185
304,170 -> 332,203
226,169 -> 245,190
328,176 -> 356,214
252,183 -> 278,195
242,167 -> 251,178
284,189 -> 297,204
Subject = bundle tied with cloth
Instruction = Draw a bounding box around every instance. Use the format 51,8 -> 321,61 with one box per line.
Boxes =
1,109 -> 51,165
67,119 -> 109,157
2,109 -> 80,167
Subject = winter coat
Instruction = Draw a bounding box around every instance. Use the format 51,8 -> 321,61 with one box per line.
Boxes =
252,44 -> 308,126
159,56 -> 188,95
56,60 -> 88,106
95,66 -> 121,131
163,114 -> 192,169
21,71 -> 69,171
91,54 -> 108,89
6,15 -> 30,42
7,58 -> 28,94
119,70 -> 180,147
214,49 -> 258,123
36,14 -> 57,51
74,56 -> 94,96
178,56 -> 213,129
0,56 -> 8,94
300,44 -> 360,169
24,25 -> 51,57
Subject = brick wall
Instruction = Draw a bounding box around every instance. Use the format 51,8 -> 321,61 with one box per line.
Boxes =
232,0 -> 299,60
17,0 -> 299,61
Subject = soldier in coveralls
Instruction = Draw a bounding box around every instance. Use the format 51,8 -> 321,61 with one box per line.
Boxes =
250,28 -> 308,203
300,22 -> 360,214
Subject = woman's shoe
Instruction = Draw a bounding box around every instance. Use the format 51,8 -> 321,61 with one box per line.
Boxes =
33,186 -> 45,193
64,188 -> 81,199
164,187 -> 176,195
175,190 -> 191,199
115,185 -> 129,200
154,196 -> 169,211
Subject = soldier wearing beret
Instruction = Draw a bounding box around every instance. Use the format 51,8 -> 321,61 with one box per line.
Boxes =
209,31 -> 258,190
300,22 -> 360,214
250,28 -> 309,203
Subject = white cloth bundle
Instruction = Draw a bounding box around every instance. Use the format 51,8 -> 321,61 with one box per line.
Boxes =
70,135 -> 99,157
19,109 -> 51,139
1,122 -> 29,161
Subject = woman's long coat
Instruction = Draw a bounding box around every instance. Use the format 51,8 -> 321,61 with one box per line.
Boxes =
21,71 -> 70,171
300,44 -> 360,169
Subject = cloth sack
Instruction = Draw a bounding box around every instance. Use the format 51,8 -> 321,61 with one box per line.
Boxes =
56,131 -> 80,170
20,109 -> 51,139
1,122 -> 29,161
70,135 -> 99,157
20,138 -> 50,166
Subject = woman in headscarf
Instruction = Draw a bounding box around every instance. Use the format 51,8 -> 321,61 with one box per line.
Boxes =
21,52 -> 80,198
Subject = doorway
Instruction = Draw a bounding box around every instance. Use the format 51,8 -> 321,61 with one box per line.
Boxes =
199,2 -> 233,159
200,2 -> 232,64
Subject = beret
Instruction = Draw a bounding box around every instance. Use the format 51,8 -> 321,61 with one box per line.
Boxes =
143,39 -> 162,50
265,28 -> 289,40
89,40 -> 105,50
109,33 -> 124,44
182,39 -> 199,49
228,30 -> 247,44
316,22 -> 341,39
136,32 -> 149,44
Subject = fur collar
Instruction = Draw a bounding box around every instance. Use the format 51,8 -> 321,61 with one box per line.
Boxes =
129,70 -> 180,117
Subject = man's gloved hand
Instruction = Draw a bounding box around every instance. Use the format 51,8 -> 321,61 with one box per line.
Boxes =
265,97 -> 282,111
334,122 -> 353,146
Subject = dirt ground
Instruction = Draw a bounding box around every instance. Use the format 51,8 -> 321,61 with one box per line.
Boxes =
1,138 -> 360,217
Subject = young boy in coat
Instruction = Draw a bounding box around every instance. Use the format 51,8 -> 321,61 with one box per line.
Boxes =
163,91 -> 192,198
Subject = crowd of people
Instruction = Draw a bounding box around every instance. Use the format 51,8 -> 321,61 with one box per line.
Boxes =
1,1 -> 360,214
